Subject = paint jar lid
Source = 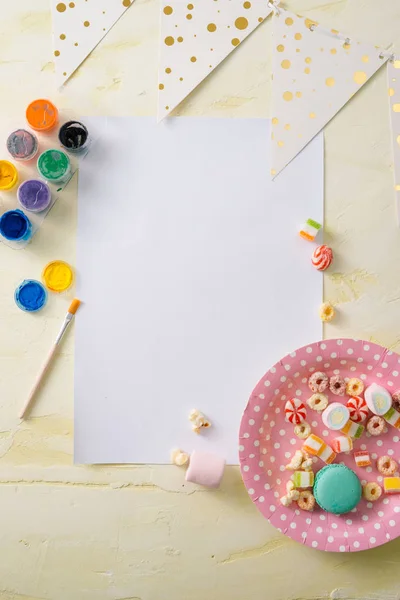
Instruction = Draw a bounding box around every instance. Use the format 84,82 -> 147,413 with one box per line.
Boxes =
37,149 -> 71,182
58,121 -> 89,152
17,180 -> 52,213
0,160 -> 18,191
15,280 -> 48,312
26,99 -> 58,132
7,129 -> 38,161
0,209 -> 32,241
42,260 -> 74,293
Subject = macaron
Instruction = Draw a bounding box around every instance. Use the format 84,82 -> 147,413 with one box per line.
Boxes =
314,464 -> 362,515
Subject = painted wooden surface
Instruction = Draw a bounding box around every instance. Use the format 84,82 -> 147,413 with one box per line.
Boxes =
0,0 -> 400,598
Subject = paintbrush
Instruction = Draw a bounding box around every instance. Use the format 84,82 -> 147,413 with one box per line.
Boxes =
19,298 -> 81,419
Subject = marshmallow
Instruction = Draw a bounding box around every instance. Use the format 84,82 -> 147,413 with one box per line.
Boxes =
322,402 -> 350,431
364,383 -> 392,416
332,435 -> 353,453
185,450 -> 225,488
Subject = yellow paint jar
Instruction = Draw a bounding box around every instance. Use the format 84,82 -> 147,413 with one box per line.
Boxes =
42,260 -> 74,293
0,160 -> 18,191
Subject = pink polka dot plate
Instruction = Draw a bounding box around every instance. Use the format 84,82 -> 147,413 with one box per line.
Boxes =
239,339 -> 400,552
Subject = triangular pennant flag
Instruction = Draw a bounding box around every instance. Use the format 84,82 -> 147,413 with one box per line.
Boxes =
51,0 -> 134,87
387,60 -> 400,224
157,0 -> 272,120
271,8 -> 388,177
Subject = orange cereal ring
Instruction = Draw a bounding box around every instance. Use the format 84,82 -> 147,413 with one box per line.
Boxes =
294,422 -> 311,439
363,482 -> 382,502
377,455 -> 398,476
297,490 -> 315,511
307,393 -> 328,412
346,378 -> 364,397
366,415 -> 385,436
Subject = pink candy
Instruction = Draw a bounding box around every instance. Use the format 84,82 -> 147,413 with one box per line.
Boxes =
185,450 -> 225,488
285,398 -> 307,425
347,396 -> 369,423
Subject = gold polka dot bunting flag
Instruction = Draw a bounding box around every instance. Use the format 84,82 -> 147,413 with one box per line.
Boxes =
387,60 -> 400,223
51,0 -> 134,87
271,8 -> 388,177
158,0 -> 272,120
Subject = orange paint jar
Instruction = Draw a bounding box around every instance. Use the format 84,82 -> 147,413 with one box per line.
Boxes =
26,99 -> 58,133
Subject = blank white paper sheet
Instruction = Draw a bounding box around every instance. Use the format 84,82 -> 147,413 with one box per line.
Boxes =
75,117 -> 323,464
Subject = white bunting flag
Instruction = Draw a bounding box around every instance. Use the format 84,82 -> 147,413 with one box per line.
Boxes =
158,0 -> 272,120
271,8 -> 388,177
387,60 -> 400,224
51,0 -> 134,87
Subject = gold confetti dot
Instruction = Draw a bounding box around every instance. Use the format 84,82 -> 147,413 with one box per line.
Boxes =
258,17 -> 263,22
271,169 -> 276,176
394,60 -> 400,69
56,2 -> 66,12
309,112 -> 316,119
393,104 -> 400,112
231,38 -> 240,46
305,57 -> 312,64
54,50 -> 60,56
294,33 -> 302,40
278,141 -> 284,147
207,23 -> 216,32
187,3 -> 193,8
186,14 -> 192,19
362,55 -> 369,63
165,36 -> 174,46
69,2 -> 75,7
305,18 -> 318,30
326,77 -> 335,87
60,34 -> 66,40
277,44 -> 284,52
177,36 -> 183,42
304,67 -> 310,74
63,71 -> 67,76
163,5 -> 173,14
330,48 -> 337,55
165,67 -> 171,74
284,124 -> 291,130
159,83 -> 164,90
190,56 -> 197,62
343,42 -> 350,50
179,77 -> 183,81
285,17 -> 293,26
165,105 -> 169,110
271,132 -> 274,140
281,60 -> 291,69
244,1 -> 251,7
272,117 -> 279,125
397,135 -> 400,146
296,48 -> 300,53
283,91 -> 293,101
353,71 -> 367,85
396,184 -> 400,191
122,0 -> 131,6
83,20 -> 90,27
235,17 -> 248,30
389,87 -> 395,96
74,42 -> 78,46
331,28 -> 339,35
296,91 -> 302,98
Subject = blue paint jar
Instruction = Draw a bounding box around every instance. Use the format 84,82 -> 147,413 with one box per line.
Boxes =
0,209 -> 32,242
15,280 -> 47,312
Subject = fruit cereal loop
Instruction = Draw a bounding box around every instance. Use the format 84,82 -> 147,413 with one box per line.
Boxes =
363,482 -> 382,502
366,415 -> 385,436
307,393 -> 329,412
294,421 -> 311,439
319,302 -> 335,322
329,375 -> 346,396
392,389 -> 400,412
308,371 -> 329,393
377,455 -> 398,476
346,378 -> 364,397
297,490 -> 315,511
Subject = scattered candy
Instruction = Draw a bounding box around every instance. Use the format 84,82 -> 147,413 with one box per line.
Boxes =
308,371 -> 329,393
363,481 -> 382,501
354,450 -> 371,467
299,218 -> 322,242
292,470 -> 315,489
294,421 -> 312,439
185,450 -> 225,488
170,448 -> 190,466
319,302 -> 336,322
364,383 -> 392,416
366,415 -> 385,436
303,434 -> 336,464
340,419 -> 364,439
383,477 -> 400,495
311,245 -> 333,271
377,456 -> 398,476
383,406 -> 400,429
332,435 -> 353,453
322,402 -> 350,431
285,398 -> 307,425
347,396 -> 369,423
318,444 -> 337,464
345,378 -> 364,397
286,449 -> 304,470
307,393 -> 329,412
297,490 -> 316,511
189,409 -> 211,434
329,375 -> 346,396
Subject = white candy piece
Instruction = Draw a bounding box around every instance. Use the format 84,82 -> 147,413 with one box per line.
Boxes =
322,402 -> 350,431
364,383 -> 392,416
189,409 -> 211,434
170,448 -> 190,466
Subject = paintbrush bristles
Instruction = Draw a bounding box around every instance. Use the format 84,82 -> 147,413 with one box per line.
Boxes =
68,298 -> 81,315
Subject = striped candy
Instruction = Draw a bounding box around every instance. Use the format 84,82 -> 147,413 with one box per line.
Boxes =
311,245 -> 333,271
285,398 -> 307,425
347,396 -> 369,423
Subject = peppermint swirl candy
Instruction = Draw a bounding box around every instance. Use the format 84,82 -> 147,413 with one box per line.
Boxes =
285,398 -> 307,424
347,396 -> 369,423
312,245 -> 333,271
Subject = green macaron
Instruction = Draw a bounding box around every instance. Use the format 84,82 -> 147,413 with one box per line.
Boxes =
314,464 -> 362,515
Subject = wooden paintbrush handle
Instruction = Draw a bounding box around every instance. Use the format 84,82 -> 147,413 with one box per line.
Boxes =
19,344 -> 58,419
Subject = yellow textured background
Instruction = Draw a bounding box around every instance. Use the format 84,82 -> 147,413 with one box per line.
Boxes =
1,0 -> 400,598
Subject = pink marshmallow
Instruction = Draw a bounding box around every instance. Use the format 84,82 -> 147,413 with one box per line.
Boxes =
185,450 -> 225,488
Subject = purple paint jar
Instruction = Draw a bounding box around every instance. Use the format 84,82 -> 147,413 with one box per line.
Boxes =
17,179 -> 51,213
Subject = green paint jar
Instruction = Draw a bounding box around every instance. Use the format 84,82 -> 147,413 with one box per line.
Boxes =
37,149 -> 71,184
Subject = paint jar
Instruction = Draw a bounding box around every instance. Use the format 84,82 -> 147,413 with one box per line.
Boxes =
58,121 -> 90,154
7,129 -> 38,161
0,160 -> 18,191
37,149 -> 71,184
42,260 -> 74,293
0,209 -> 32,242
15,279 -> 47,312
17,179 -> 52,213
26,99 -> 58,133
